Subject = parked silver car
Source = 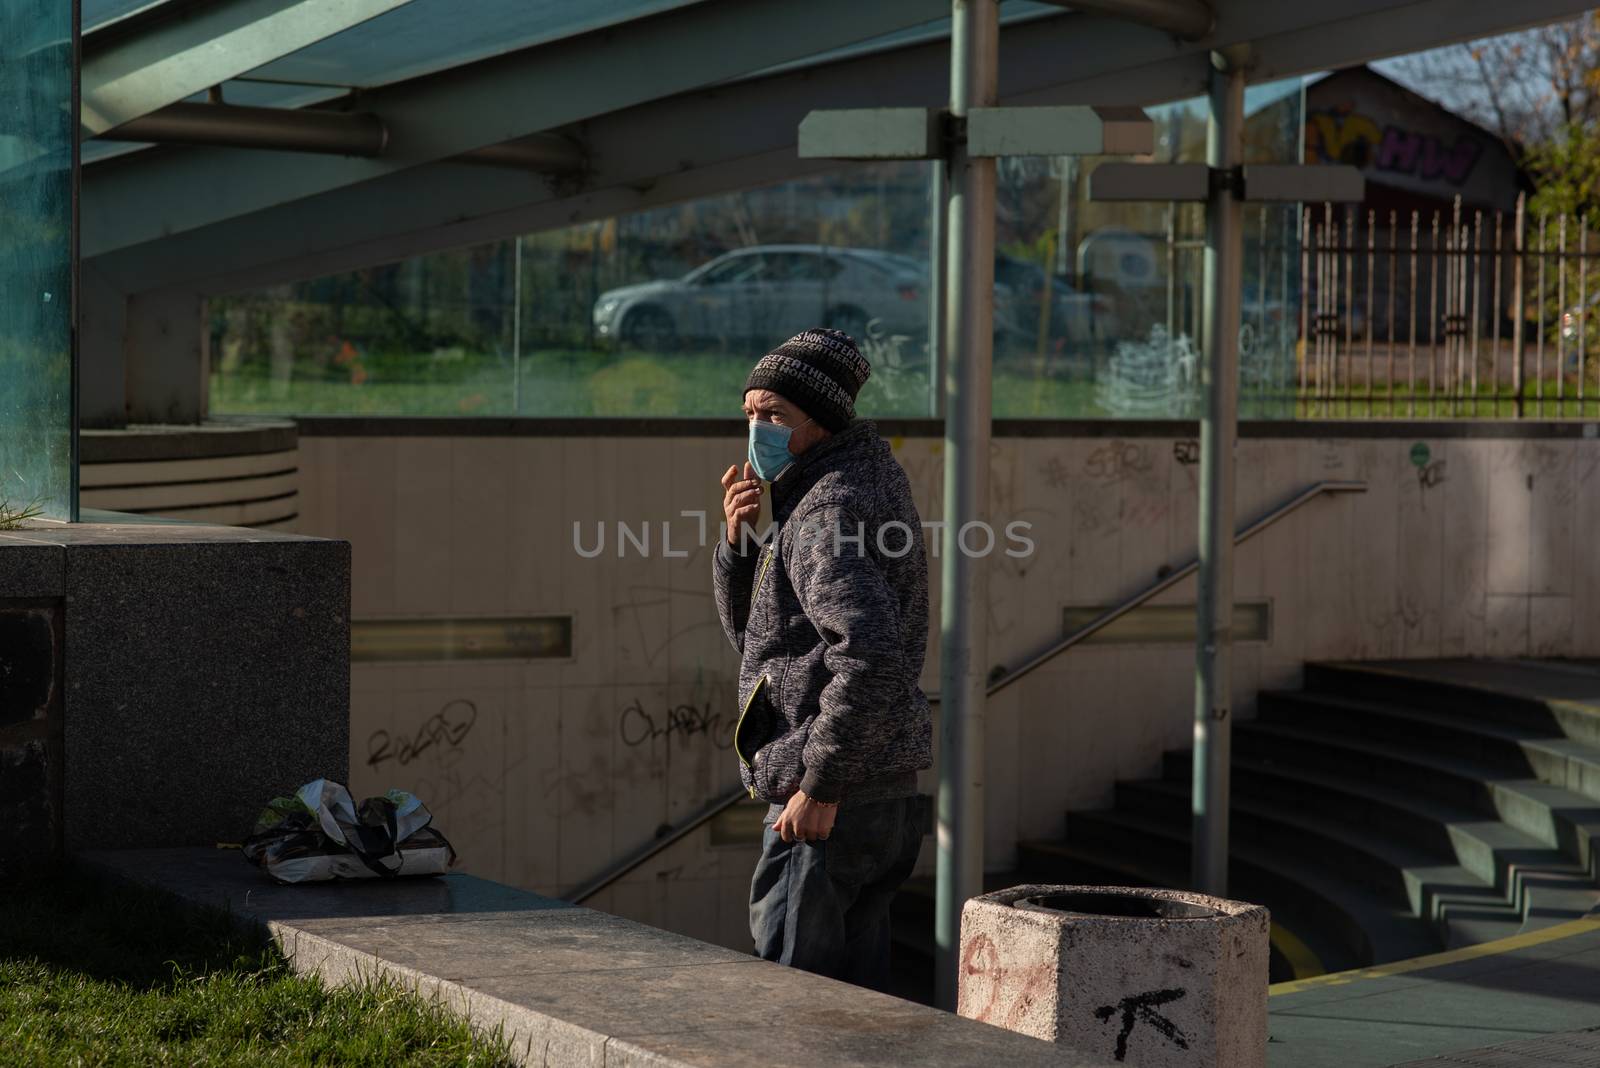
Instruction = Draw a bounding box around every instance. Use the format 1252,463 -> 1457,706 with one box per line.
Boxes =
593,244 -> 927,352
992,254 -> 1117,351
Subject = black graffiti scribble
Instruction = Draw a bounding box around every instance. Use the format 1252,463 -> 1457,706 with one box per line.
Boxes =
619,698 -> 736,750
1418,460 -> 1447,490
1173,440 -> 1200,466
1086,441 -> 1152,482
367,699 -> 478,768
1094,988 -> 1189,1063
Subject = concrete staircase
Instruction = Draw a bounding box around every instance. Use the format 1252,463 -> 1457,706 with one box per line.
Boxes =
890,659 -> 1600,995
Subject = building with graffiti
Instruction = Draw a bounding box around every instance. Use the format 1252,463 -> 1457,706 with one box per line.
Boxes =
1305,65 -> 1527,217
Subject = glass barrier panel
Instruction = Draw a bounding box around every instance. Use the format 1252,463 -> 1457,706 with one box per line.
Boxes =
210,77 -> 1306,422
0,0 -> 76,518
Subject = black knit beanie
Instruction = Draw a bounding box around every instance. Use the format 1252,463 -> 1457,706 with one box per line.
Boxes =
743,328 -> 871,432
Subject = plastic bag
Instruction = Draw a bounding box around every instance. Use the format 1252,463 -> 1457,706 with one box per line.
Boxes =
242,779 -> 456,884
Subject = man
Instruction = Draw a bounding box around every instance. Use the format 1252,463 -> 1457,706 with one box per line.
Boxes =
713,327 -> 932,992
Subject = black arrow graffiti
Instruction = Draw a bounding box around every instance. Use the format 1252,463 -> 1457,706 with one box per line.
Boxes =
1094,987 -> 1190,1062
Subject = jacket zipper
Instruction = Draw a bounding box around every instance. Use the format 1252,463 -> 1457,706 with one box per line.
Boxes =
733,675 -> 769,800
751,541 -> 776,603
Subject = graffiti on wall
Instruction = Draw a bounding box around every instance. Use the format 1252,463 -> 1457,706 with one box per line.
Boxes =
1305,106 -> 1485,187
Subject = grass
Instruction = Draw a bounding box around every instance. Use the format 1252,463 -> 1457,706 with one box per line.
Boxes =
0,866 -> 515,1067
1293,381 -> 1600,419
213,345 -> 1600,422
0,496 -> 45,530
211,347 -> 1135,420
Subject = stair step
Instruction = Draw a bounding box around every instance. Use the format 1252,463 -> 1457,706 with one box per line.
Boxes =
1237,719 -> 1506,811
1259,689 -> 1600,802
1061,807 -> 1440,967
1114,778 -> 1531,945
1237,719 -> 1600,876
890,871 -> 1016,960
1489,779 -> 1600,876
1176,755 -> 1598,921
1305,661 -> 1600,746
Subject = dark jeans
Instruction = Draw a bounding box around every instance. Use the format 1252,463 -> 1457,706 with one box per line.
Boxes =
748,795 -> 923,992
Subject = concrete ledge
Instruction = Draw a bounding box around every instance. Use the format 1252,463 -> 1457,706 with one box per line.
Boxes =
84,848 -> 1107,1068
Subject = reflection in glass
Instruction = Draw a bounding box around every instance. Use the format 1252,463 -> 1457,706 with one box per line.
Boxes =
0,0 -> 75,518
211,163 -> 940,419
211,77 -> 1306,422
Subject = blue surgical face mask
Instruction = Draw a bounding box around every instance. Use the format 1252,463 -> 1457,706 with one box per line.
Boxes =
748,417 -> 811,481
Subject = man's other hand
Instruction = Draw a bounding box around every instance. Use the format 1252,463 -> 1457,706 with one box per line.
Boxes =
773,790 -> 837,844
721,461 -> 761,547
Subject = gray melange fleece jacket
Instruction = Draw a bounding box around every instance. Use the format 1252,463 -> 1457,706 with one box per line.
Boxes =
714,419 -> 932,806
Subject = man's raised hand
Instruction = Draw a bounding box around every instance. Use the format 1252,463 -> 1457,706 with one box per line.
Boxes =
721,461 -> 761,547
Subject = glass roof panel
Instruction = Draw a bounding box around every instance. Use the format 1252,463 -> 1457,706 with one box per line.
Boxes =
741,1 -> 1062,83
241,0 -> 710,90
83,0 -> 169,34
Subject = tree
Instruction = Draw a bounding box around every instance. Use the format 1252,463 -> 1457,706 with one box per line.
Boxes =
1383,13 -> 1600,162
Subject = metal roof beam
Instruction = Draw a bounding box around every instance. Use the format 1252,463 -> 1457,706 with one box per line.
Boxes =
104,102 -> 586,172
82,0 -> 949,259
82,0 -> 420,136
108,102 -> 390,156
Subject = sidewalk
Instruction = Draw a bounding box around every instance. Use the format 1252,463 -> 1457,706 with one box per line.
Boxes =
1268,914 -> 1600,1067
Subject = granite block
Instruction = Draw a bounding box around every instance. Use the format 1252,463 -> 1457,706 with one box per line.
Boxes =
0,605 -> 57,729
0,739 -> 54,875
0,537 -> 65,598
58,526 -> 349,849
0,596 -> 62,874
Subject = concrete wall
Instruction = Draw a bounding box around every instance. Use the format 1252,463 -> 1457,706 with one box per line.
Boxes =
293,422 -> 1600,950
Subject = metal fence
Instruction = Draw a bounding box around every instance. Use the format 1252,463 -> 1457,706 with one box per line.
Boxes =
1297,193 -> 1598,419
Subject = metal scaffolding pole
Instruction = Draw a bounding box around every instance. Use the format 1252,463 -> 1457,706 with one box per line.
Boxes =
1192,47 -> 1246,897
935,0 -> 997,1011
930,160 -> 950,419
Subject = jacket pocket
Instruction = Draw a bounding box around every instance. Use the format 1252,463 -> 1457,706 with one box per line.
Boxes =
733,676 -> 773,800
752,716 -> 813,804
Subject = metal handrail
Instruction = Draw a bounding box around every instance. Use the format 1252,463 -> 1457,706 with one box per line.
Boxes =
976,478 -> 1366,701
568,478 -> 1364,905
569,784 -> 749,904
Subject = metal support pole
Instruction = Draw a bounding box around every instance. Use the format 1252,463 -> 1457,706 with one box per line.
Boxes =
512,234 -> 523,415
935,0 -> 997,1011
1513,193 -> 1525,418
1192,47 -> 1246,898
930,160 -> 949,418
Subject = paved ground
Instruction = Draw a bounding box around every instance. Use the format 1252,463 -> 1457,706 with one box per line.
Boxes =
1268,916 -> 1600,1067
1390,1026 -> 1600,1067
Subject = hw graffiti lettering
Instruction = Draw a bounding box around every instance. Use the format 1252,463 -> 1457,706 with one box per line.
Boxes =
1085,441 -> 1152,483
367,699 -> 478,769
1305,107 -> 1483,187
618,697 -> 736,750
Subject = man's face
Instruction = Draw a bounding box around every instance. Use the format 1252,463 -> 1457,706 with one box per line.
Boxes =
742,388 -> 808,428
743,388 -> 825,457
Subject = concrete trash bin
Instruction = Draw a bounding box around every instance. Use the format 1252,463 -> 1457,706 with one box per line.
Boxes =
958,885 -> 1269,1068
